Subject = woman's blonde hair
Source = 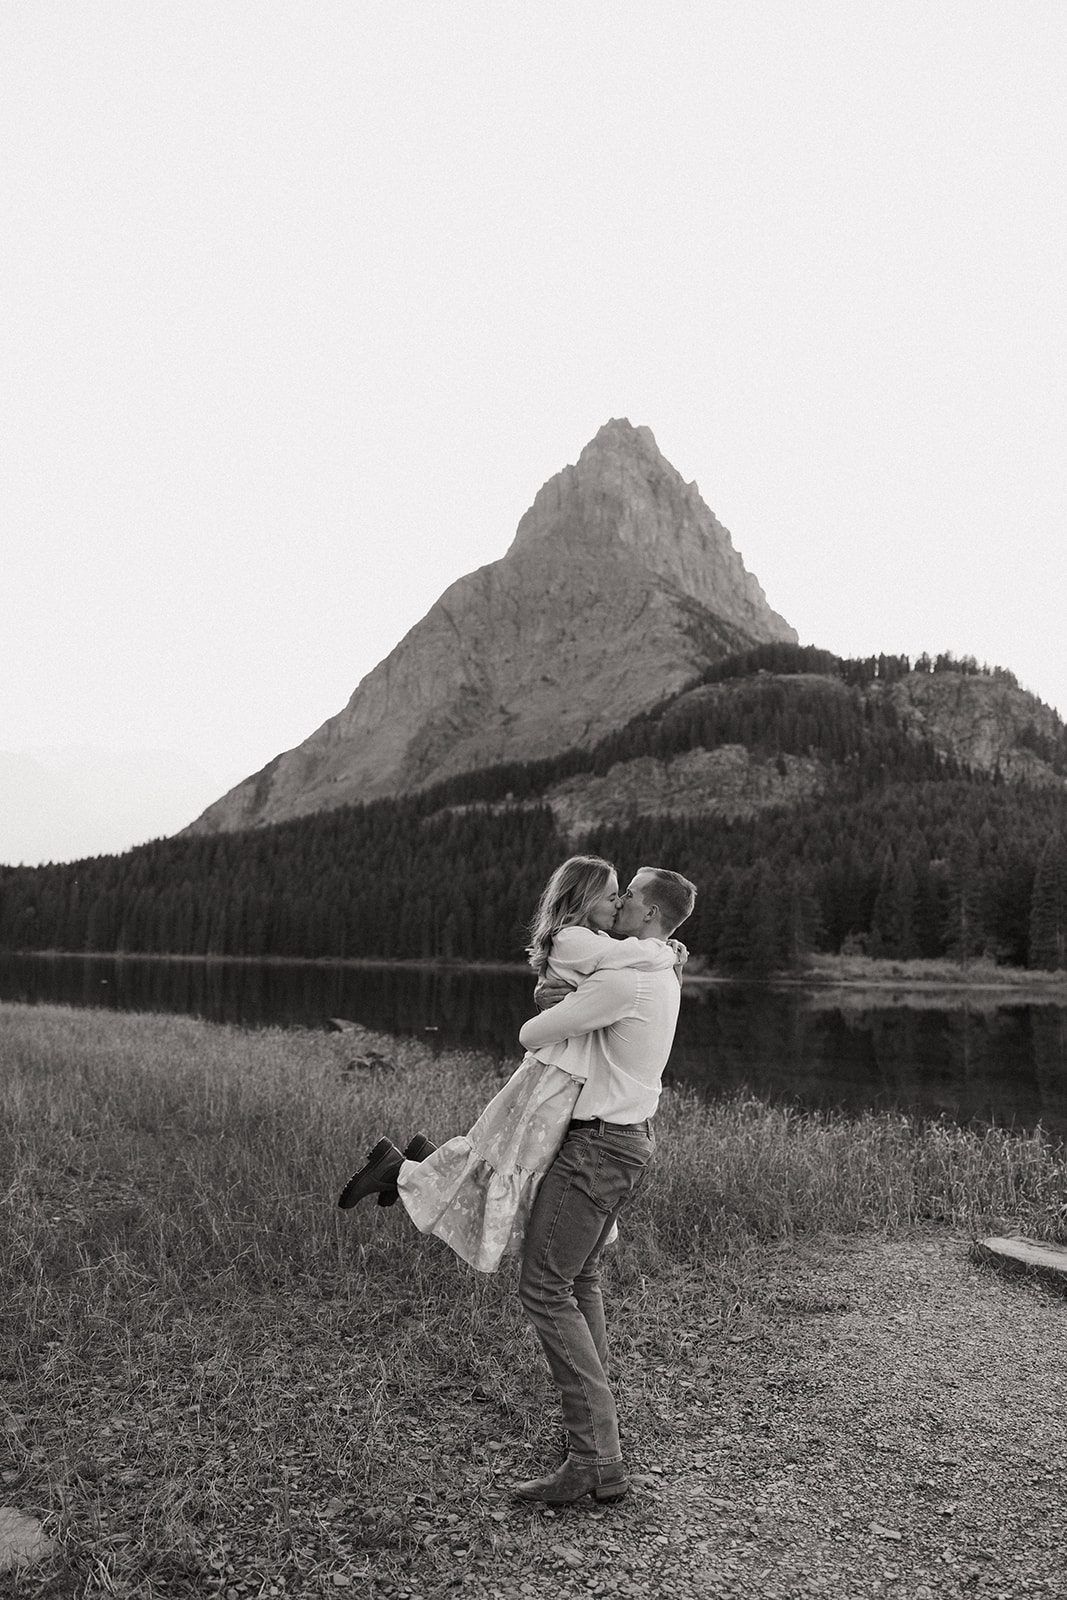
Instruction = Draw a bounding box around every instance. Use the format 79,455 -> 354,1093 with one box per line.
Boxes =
526,855 -> 616,976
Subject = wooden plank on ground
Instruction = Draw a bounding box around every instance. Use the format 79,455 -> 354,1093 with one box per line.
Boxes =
976,1235 -> 1067,1283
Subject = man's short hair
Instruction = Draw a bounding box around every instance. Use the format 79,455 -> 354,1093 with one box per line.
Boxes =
638,867 -> 697,935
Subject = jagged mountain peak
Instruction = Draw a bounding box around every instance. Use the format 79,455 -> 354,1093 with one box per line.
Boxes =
185,422 -> 796,835
508,418 -> 673,557
507,418 -> 780,633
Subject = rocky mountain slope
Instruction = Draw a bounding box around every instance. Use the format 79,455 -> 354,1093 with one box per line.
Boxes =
186,420 -> 796,835
542,745 -> 826,843
444,664 -> 1067,847
878,670 -> 1065,781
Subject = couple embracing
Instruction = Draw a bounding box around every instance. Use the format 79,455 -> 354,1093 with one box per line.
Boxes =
338,855 -> 697,1507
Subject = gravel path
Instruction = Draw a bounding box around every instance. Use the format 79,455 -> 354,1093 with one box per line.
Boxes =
476,1232 -> 1067,1600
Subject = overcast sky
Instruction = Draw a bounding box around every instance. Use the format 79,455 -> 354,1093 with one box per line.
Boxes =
3,2 -> 1065,864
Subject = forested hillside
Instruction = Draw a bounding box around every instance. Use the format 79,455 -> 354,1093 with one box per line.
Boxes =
3,646 -> 1067,973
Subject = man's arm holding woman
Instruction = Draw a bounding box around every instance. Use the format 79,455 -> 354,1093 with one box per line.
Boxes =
533,938 -> 689,1013
519,968 -> 641,1052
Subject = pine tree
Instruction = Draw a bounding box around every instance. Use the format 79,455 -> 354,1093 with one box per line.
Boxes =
943,831 -> 983,961
870,850 -> 918,958
1028,833 -> 1067,969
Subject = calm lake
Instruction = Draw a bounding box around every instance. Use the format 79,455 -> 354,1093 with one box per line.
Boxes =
2,952 -> 1066,1137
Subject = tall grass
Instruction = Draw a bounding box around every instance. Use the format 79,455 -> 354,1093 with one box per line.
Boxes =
3,1002 -> 1065,1301
650,1091 -> 1067,1252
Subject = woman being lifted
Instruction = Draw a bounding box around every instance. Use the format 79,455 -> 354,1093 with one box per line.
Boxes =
336,854 -> 685,1271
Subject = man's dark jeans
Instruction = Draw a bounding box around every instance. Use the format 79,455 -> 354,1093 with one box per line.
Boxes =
518,1120 -> 654,1464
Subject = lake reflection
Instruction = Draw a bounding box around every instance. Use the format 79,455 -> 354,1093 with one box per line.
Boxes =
671,984 -> 1067,1136
2,953 -> 1066,1136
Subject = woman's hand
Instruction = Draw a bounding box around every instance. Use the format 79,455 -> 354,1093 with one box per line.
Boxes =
667,939 -> 689,984
533,976 -> 577,1011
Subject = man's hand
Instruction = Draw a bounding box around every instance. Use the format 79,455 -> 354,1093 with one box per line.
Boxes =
533,976 -> 577,1011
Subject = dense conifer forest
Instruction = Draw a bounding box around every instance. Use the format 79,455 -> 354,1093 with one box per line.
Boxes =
3,646 -> 1067,973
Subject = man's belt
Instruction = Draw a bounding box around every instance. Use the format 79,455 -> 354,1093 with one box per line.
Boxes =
569,1117 -> 652,1135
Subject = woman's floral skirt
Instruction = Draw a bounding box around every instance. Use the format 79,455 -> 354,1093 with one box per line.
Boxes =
397,1053 -> 582,1273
